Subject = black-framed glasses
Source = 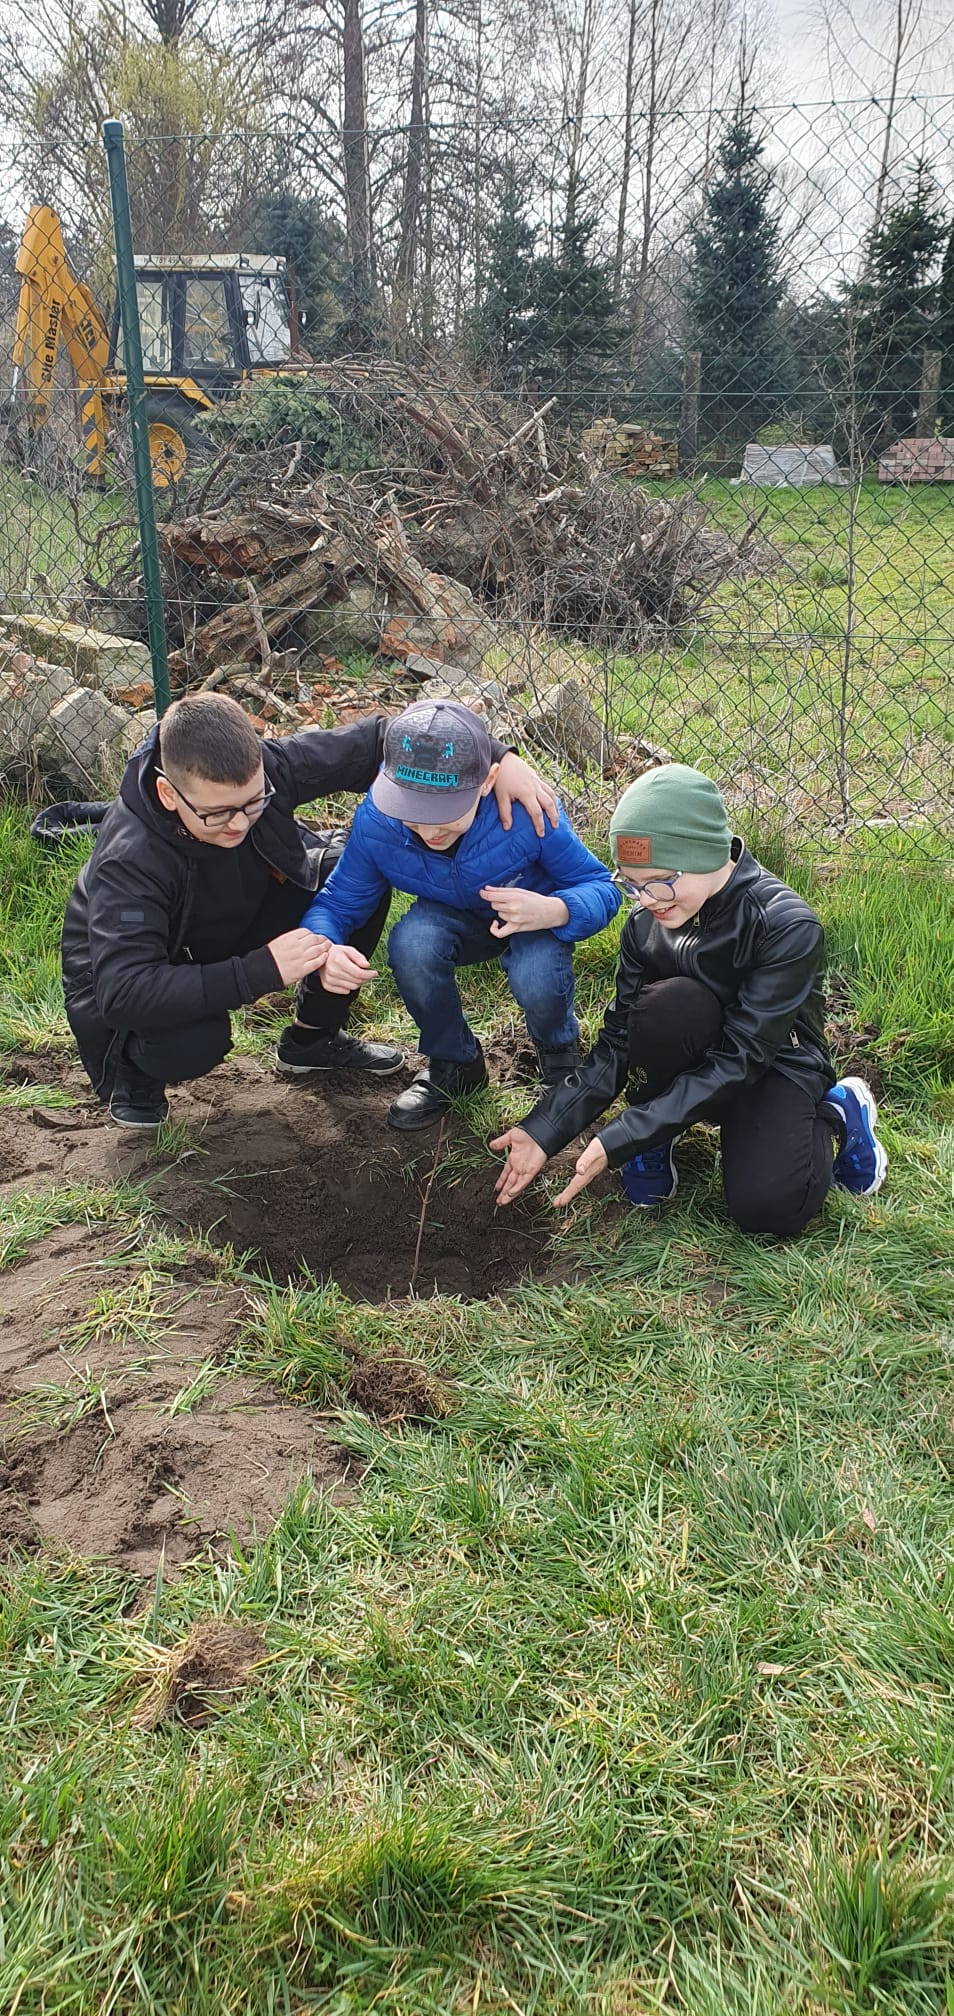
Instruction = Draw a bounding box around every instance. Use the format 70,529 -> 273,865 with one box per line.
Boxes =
158,773 -> 275,832
613,867 -> 684,907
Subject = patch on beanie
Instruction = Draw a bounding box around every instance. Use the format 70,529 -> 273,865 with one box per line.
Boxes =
615,834 -> 653,866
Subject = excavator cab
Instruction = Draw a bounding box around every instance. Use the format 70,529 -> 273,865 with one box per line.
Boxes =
9,206 -> 300,491
109,254 -> 296,484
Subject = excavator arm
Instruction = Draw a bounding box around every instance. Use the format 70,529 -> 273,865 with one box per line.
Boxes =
13,205 -> 112,474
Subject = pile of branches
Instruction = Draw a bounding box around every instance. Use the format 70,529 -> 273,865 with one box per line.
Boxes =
152,359 -> 765,681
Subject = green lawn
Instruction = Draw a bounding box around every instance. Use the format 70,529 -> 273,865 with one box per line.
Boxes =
1,802 -> 953,2013
605,478 -> 954,845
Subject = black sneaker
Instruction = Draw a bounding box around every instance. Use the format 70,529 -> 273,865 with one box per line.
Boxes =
388,1049 -> 488,1131
536,1042 -> 581,1086
276,1028 -> 405,1077
109,1078 -> 170,1130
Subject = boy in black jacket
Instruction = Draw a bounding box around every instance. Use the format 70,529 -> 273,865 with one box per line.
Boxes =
493,764 -> 887,1238
61,692 -> 557,1128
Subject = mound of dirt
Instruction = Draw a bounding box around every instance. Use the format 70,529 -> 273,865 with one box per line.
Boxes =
0,1052 -> 559,1573
0,1223 -> 353,1577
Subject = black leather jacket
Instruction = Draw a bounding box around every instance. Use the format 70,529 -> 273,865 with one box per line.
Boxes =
521,841 -> 834,1166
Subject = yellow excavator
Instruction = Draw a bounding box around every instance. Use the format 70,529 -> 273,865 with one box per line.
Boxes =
9,204 -> 302,487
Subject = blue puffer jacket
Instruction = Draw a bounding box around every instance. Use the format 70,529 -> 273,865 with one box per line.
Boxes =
301,793 -> 621,945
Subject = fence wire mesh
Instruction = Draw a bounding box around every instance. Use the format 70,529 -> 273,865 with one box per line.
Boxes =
1,89 -> 953,856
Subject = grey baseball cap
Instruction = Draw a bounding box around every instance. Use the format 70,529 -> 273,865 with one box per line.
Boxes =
371,701 -> 494,824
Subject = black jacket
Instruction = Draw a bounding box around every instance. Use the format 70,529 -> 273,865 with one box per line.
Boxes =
521,842 -> 834,1166
61,715 -> 394,1033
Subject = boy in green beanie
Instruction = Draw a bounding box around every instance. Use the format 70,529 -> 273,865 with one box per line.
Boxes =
492,763 -> 887,1235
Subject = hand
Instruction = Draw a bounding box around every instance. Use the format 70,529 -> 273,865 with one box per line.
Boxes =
267,929 -> 331,987
491,1126 -> 549,1205
494,753 -> 560,836
553,1138 -> 609,1207
481,886 -> 570,938
320,943 -> 378,995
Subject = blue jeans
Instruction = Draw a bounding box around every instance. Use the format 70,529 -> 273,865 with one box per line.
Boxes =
387,900 -> 579,1063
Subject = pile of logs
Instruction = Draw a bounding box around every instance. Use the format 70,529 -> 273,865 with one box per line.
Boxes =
581,416 -> 679,476
137,360 -> 766,766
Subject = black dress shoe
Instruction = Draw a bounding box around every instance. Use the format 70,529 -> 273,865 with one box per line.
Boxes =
535,1042 -> 582,1085
109,1078 -> 170,1129
388,1049 -> 488,1131
276,1028 -> 405,1076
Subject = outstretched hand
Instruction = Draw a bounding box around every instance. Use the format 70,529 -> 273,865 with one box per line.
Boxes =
553,1138 -> 609,1207
491,1126 -> 548,1205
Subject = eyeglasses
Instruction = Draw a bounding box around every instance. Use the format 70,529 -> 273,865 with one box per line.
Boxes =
613,867 -> 683,908
158,773 -> 275,832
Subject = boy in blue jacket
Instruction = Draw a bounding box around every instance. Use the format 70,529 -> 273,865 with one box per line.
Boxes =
302,700 -> 620,1130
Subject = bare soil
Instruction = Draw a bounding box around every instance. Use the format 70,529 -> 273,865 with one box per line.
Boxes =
0,1049 -> 555,1574
0,1220 -> 354,1577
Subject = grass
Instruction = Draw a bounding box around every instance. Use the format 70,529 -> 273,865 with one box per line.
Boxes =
0,790 -> 951,2012
1,462 -> 953,2007
484,476 -> 954,851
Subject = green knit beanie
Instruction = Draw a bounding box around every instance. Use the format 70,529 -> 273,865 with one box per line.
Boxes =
609,764 -> 732,873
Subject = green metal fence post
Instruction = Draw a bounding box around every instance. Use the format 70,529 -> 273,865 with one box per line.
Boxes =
102,118 -> 171,717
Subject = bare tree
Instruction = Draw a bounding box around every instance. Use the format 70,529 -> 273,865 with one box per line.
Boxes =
391,0 -> 428,341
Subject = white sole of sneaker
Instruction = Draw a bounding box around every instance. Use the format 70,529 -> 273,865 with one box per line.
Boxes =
838,1075 -> 888,1194
108,1111 -> 167,1130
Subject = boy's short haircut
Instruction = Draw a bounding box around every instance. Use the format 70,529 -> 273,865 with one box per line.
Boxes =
159,693 -> 262,786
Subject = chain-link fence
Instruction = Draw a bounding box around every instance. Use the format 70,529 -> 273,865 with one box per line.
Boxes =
1,93 -> 953,856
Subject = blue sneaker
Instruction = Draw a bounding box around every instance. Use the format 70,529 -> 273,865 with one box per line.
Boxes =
620,1139 -> 679,1208
821,1076 -> 888,1196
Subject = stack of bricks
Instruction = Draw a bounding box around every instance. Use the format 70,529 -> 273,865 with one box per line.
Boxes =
878,437 -> 954,483
581,417 -> 679,476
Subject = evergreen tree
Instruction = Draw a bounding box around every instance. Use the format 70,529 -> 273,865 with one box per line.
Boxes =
686,113 -> 792,444
532,209 -> 620,410
934,210 -> 954,432
471,169 -> 544,380
251,192 -> 349,350
844,163 -> 946,449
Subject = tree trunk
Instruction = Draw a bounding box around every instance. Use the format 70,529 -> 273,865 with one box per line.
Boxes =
614,0 -> 640,296
342,0 -> 375,338
391,0 -> 428,346
630,0 -> 660,366
916,347 -> 942,435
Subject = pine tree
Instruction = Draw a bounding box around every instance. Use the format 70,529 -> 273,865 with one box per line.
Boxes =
532,209 -> 620,409
845,163 -> 946,448
471,170 -> 544,380
251,191 -> 348,349
686,113 -> 791,444
933,209 -> 954,431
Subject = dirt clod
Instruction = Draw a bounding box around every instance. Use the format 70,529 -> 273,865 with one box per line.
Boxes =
347,1352 -> 455,1424
133,1621 -> 267,1728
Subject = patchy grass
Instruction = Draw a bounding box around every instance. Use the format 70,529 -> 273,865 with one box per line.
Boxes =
0,625 -> 952,2012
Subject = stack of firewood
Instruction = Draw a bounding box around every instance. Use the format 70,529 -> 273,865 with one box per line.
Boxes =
581,416 -> 679,476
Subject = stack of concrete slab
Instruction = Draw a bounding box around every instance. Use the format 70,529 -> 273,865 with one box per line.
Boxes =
878,438 -> 954,483
735,444 -> 848,487
0,632 -> 154,792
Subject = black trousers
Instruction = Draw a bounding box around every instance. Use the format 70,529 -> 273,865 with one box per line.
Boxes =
629,976 -> 837,1238
69,840 -> 390,1100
